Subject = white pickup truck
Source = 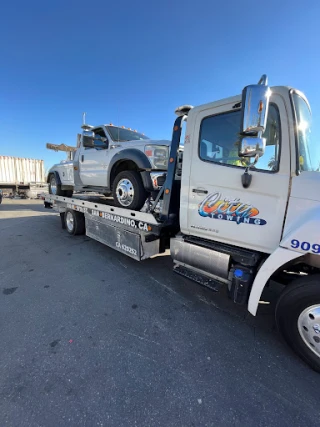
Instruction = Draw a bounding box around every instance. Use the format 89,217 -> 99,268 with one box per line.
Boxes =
47,126 -> 172,210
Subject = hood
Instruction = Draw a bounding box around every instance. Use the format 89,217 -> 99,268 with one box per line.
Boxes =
291,171 -> 320,202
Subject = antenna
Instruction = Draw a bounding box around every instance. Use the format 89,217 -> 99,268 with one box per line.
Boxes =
81,111 -> 94,131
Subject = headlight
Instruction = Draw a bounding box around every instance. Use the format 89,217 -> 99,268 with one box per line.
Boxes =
144,145 -> 169,169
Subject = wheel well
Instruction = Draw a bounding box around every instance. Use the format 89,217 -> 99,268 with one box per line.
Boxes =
47,171 -> 61,185
110,160 -> 139,188
47,172 -> 52,183
271,258 -> 320,286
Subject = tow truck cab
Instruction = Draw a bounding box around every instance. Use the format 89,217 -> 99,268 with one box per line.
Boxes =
172,77 -> 318,309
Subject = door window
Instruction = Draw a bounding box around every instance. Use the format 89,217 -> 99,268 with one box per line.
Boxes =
94,129 -> 108,150
93,135 -> 108,150
199,104 -> 281,172
84,129 -> 108,150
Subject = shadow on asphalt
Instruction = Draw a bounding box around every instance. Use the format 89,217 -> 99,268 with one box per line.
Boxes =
2,205 -> 320,426
0,202 -> 49,212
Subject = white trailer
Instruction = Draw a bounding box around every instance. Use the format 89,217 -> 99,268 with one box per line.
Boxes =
0,156 -> 47,196
45,75 -> 320,372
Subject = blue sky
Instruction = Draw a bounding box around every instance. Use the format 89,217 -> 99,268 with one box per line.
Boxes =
1,0 -> 320,171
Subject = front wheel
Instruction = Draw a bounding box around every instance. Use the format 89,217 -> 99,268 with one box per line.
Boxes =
275,275 -> 320,372
112,170 -> 148,210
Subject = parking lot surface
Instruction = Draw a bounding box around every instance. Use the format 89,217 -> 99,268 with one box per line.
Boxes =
0,199 -> 320,427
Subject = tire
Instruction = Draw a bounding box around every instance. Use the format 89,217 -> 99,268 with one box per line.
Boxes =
112,170 -> 148,210
275,275 -> 320,372
49,174 -> 65,196
64,209 -> 85,235
65,190 -> 73,198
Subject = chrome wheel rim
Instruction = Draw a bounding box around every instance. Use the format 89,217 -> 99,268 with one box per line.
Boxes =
297,304 -> 320,358
66,211 -> 74,232
50,176 -> 57,195
116,179 -> 134,207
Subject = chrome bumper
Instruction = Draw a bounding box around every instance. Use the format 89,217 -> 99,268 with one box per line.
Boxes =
150,172 -> 166,190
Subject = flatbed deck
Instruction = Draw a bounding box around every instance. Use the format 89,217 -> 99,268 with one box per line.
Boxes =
44,194 -> 169,261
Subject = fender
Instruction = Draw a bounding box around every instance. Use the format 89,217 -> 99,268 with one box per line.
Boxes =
248,247 -> 302,315
108,149 -> 152,185
248,205 -> 320,315
47,170 -> 61,185
280,204 -> 320,256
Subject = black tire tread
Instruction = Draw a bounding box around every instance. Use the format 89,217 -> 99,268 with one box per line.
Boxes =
65,190 -> 73,198
49,173 -> 65,196
275,275 -> 320,372
65,209 -> 85,236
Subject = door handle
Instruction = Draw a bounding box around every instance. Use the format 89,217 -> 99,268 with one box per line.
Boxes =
192,188 -> 208,194
81,155 -> 84,162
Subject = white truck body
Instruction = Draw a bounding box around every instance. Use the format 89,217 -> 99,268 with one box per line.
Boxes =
44,76 -> 320,372
56,138 -> 171,188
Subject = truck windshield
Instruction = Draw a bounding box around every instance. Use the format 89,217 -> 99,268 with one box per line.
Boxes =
107,126 -> 150,142
292,92 -> 318,171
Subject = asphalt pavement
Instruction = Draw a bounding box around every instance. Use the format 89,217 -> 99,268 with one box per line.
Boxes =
0,199 -> 319,427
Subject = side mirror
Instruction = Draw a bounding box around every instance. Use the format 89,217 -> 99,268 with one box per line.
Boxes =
240,74 -> 271,134
238,136 -> 266,158
82,131 -> 95,148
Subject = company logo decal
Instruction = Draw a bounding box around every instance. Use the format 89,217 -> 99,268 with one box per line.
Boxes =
198,192 -> 267,226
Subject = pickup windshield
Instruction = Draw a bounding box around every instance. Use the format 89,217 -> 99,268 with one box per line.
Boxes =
292,92 -> 318,171
107,126 -> 150,142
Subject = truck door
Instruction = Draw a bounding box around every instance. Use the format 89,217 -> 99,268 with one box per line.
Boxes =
79,128 -> 110,187
184,94 -> 291,254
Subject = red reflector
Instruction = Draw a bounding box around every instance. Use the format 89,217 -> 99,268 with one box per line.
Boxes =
145,150 -> 153,156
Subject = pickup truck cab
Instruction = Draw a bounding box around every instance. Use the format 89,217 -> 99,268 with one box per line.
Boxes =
47,125 -> 170,210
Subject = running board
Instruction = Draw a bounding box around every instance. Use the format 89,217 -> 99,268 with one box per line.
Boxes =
173,263 -> 224,292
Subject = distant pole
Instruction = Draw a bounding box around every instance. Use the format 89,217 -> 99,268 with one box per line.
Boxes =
83,112 -> 86,125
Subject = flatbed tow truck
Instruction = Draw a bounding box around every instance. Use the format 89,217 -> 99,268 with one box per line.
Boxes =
45,75 -> 320,372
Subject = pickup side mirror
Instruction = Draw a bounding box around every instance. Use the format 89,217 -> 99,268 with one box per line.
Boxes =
82,131 -> 95,148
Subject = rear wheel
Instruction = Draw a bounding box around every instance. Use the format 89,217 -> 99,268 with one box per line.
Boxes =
49,174 -> 64,196
64,209 -> 85,235
112,170 -> 148,210
275,275 -> 320,372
